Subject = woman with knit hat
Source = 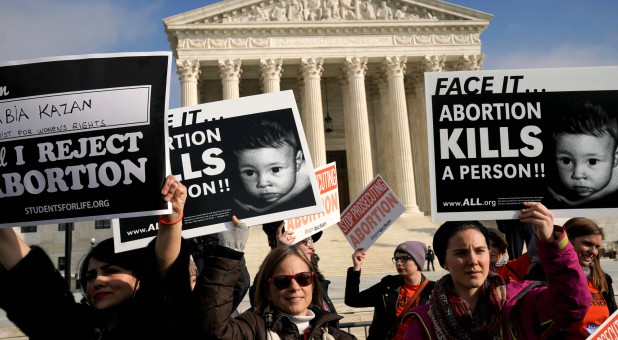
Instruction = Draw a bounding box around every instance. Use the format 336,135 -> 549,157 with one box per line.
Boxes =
344,240 -> 435,339
402,202 -> 591,339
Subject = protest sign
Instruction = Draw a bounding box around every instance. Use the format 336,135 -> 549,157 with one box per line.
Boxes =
113,91 -> 323,251
0,52 -> 172,228
284,162 -> 340,242
338,175 -> 405,251
425,66 -> 618,220
586,309 -> 618,339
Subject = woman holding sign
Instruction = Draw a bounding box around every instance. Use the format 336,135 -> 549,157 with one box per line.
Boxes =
345,241 -> 435,339
0,175 -> 191,339
192,217 -> 355,339
403,202 -> 591,340
525,217 -> 616,339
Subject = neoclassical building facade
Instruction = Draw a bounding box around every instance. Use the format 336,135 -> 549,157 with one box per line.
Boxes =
14,0 -> 491,288
164,0 -> 491,214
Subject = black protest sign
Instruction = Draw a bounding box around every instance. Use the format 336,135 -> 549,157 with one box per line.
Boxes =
0,53 -> 171,227
114,91 -> 324,251
426,67 -> 618,220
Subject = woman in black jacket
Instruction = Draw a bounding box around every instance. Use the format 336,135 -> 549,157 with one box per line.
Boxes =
344,241 -> 435,339
193,217 -> 355,339
0,176 -> 191,339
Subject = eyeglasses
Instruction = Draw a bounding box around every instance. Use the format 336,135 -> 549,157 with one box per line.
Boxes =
269,272 -> 315,290
300,237 -> 314,246
392,255 -> 412,264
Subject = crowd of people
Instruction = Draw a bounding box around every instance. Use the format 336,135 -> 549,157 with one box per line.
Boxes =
0,175 -> 613,339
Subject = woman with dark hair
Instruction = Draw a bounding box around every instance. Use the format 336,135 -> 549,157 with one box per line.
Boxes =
0,175 -> 190,339
526,217 -> 616,338
258,220 -> 337,315
403,202 -> 591,339
193,217 -> 355,339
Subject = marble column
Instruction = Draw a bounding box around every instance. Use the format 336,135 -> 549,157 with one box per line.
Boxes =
259,58 -> 283,93
343,56 -> 374,197
297,72 -> 306,119
374,73 -> 396,187
405,72 -> 428,213
176,59 -> 200,107
415,55 -> 446,214
300,57 -> 327,167
383,56 -> 419,213
218,58 -> 242,99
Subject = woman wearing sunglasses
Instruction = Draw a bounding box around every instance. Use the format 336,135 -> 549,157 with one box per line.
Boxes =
193,217 -> 355,339
344,241 -> 435,339
259,220 -> 337,315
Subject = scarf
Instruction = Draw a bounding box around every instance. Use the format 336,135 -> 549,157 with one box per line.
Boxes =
429,272 -> 506,340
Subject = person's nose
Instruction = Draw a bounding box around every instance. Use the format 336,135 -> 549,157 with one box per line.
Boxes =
571,162 -> 587,179
467,251 -> 479,266
287,277 -> 302,291
256,173 -> 273,188
90,273 -> 107,291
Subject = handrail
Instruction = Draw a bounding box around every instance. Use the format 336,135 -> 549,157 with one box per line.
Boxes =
339,320 -> 371,339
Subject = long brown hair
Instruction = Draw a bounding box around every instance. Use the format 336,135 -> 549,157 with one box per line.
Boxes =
252,245 -> 323,316
564,217 -> 608,292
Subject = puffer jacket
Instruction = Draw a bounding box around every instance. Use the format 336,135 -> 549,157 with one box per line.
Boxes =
344,270 -> 434,339
403,226 -> 591,340
193,245 -> 356,340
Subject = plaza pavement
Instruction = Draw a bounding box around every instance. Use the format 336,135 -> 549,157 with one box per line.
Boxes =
2,213 -> 618,339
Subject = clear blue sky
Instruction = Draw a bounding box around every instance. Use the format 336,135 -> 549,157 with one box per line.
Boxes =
2,0 -> 617,109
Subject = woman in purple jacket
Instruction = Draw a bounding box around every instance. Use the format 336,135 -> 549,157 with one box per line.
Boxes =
403,202 -> 591,339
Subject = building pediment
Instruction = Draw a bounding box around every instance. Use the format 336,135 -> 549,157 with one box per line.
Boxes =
164,0 -> 491,67
164,0 -> 491,26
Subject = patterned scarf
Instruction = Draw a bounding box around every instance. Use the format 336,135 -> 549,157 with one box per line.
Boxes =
429,272 -> 506,340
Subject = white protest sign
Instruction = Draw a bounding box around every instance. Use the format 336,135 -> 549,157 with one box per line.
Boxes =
285,162 -> 340,241
337,175 -> 405,251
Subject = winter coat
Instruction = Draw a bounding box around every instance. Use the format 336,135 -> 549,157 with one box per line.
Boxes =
344,269 -> 434,339
403,226 -> 591,340
194,245 -> 356,340
0,241 -> 191,340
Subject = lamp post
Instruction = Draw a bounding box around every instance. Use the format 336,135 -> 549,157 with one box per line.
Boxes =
323,77 -> 333,133
64,222 -> 73,288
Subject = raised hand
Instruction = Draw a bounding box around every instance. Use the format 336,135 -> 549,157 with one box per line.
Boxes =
218,216 -> 250,252
352,248 -> 366,271
159,175 -> 187,224
519,202 -> 554,243
276,221 -> 296,246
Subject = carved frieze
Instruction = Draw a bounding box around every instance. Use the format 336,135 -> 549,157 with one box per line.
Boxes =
186,0 -> 456,25
176,32 -> 480,50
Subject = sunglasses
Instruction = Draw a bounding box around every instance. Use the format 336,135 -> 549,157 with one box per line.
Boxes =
300,237 -> 314,246
269,271 -> 315,290
392,255 -> 412,264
